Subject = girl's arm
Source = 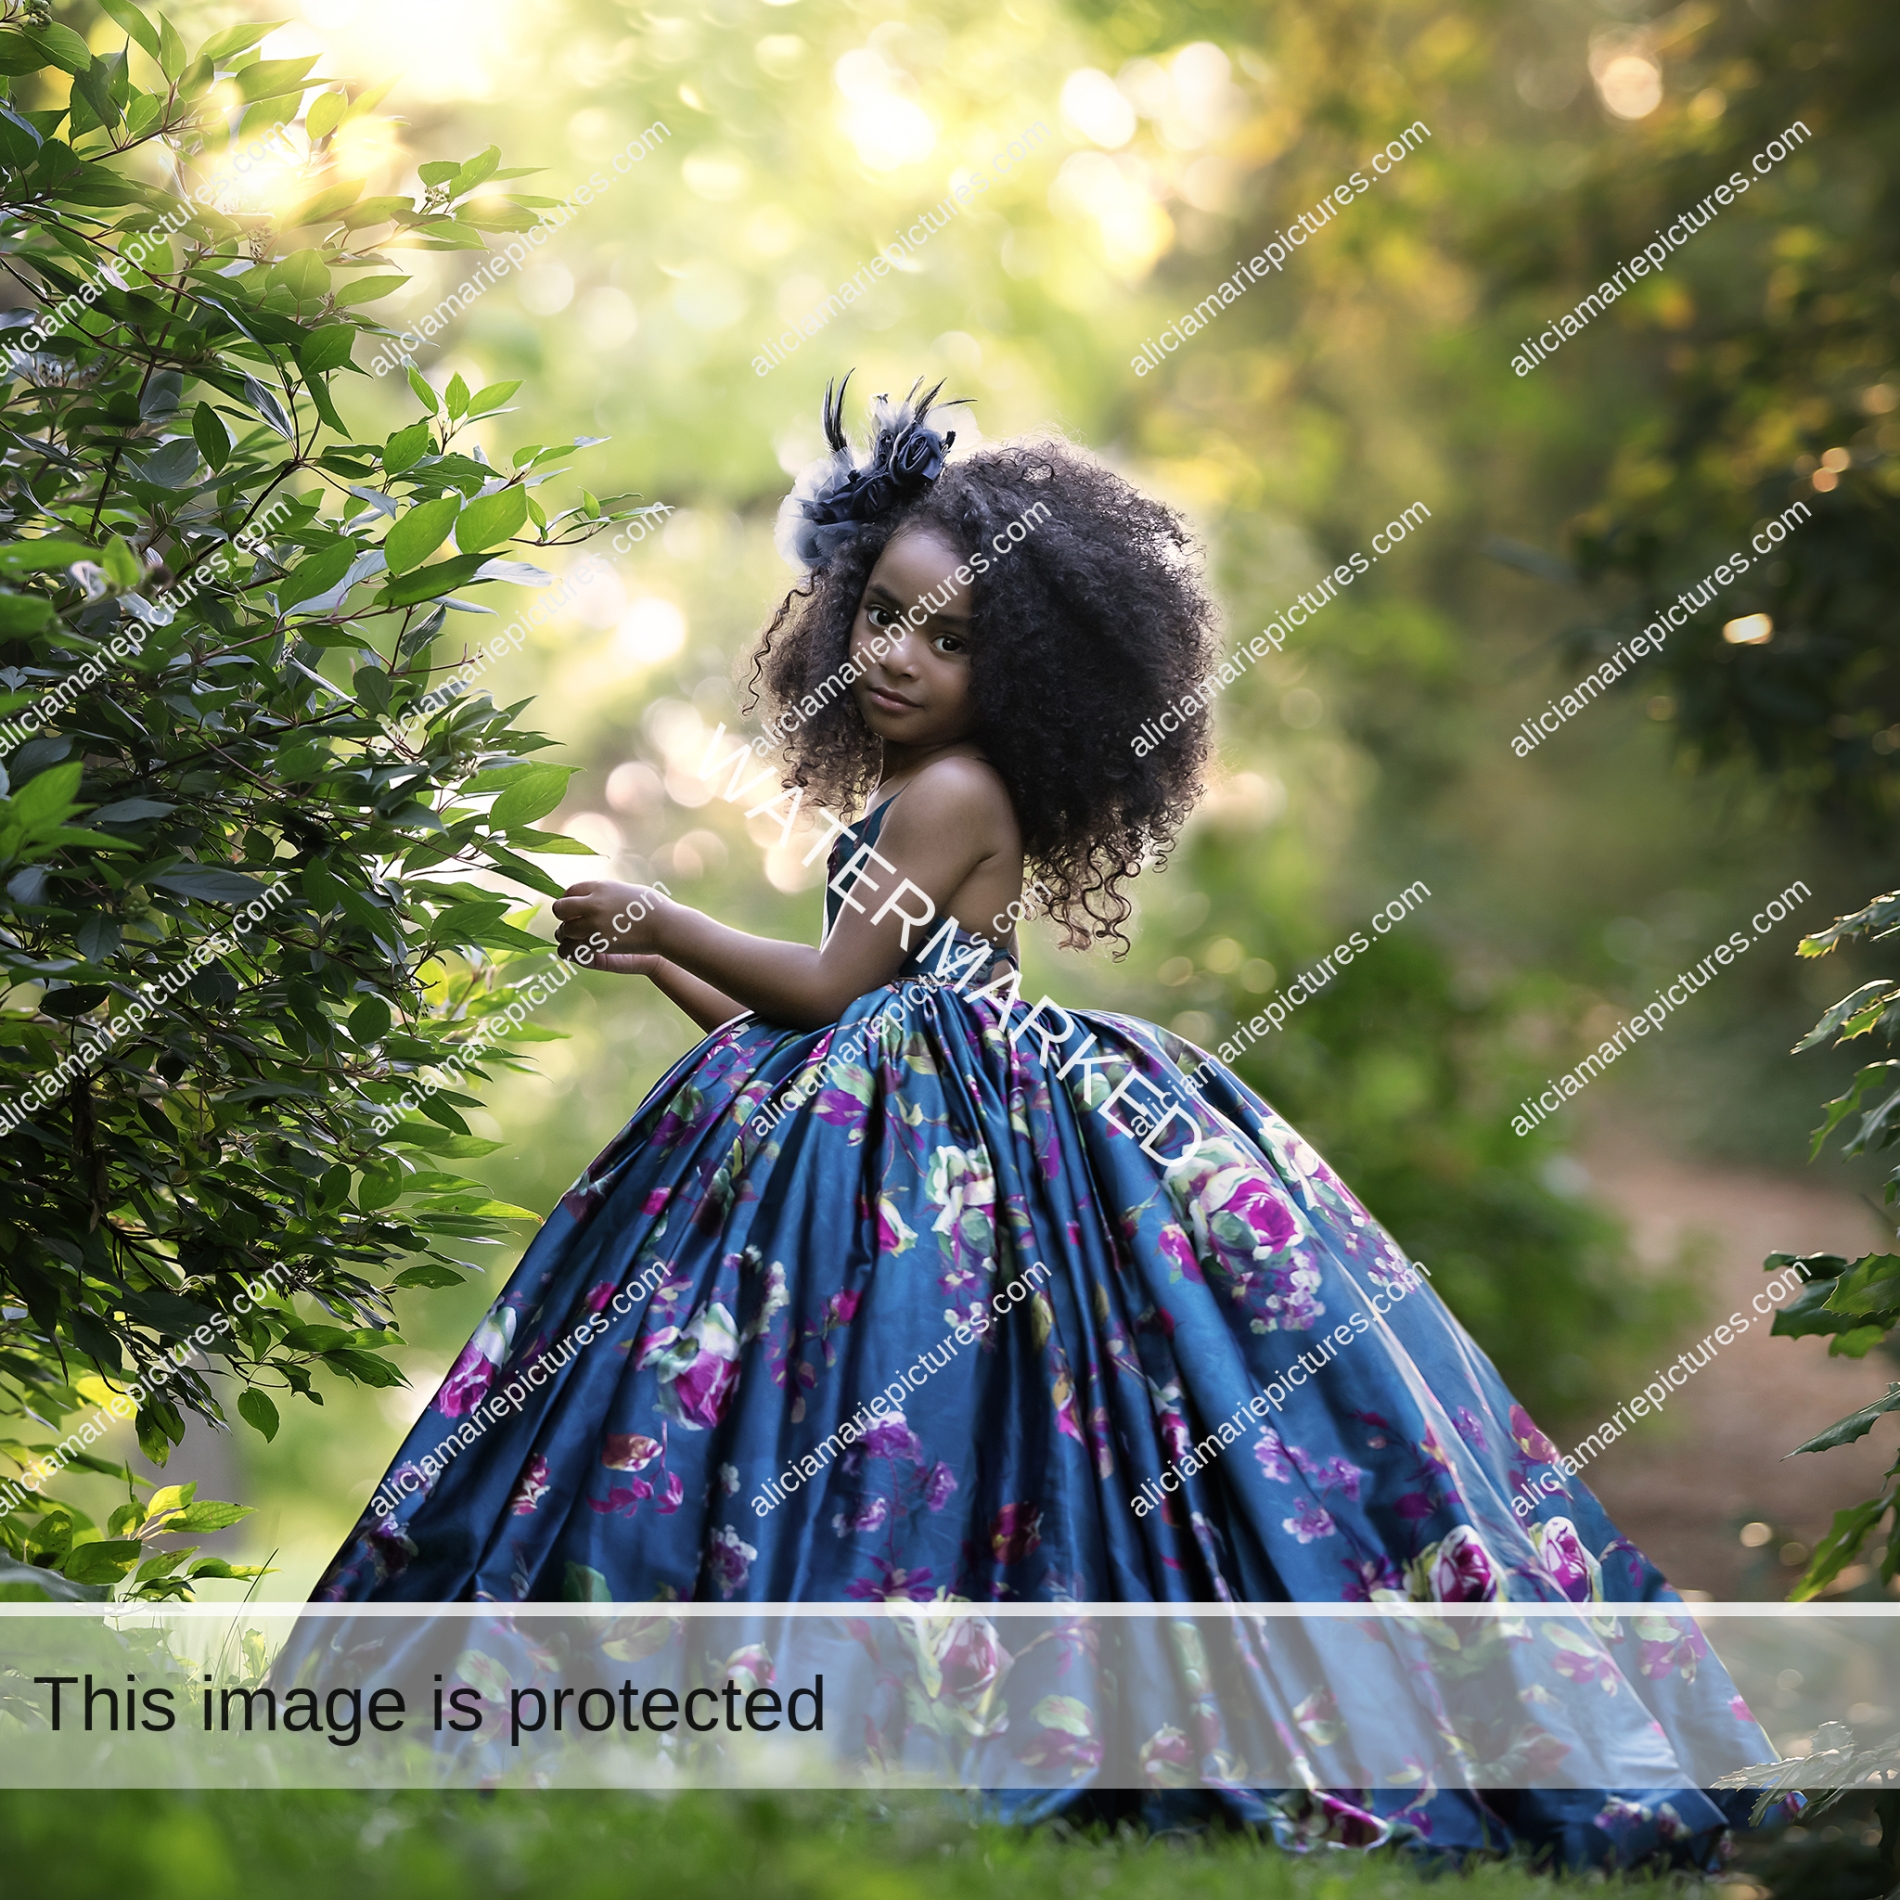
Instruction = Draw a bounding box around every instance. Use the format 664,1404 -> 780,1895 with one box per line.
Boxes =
579,950 -> 749,1034
553,760 -> 1015,1031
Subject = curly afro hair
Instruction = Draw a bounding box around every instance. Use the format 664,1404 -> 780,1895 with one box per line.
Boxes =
743,432 -> 1219,953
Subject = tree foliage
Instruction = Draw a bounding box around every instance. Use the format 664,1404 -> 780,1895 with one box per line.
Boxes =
0,1 -> 650,1598
1481,0 -> 1900,831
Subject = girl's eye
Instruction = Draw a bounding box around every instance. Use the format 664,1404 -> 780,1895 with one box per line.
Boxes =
933,633 -> 964,655
866,604 -> 898,628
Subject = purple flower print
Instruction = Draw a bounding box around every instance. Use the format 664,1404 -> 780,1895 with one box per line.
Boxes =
602,1432 -> 662,1471
1453,1407 -> 1488,1453
1222,1172 -> 1300,1255
642,1187 -> 671,1215
923,1462 -> 958,1512
1254,1430 -> 1296,1482
832,1495 -> 891,1536
1259,1259 -> 1325,1333
874,1196 -> 917,1255
435,1307 -> 515,1418
642,1302 -> 741,1430
858,1414 -> 924,1465
1420,1524 -> 1499,1602
1635,1616 -> 1708,1682
1510,1403 -> 1559,1463
589,1478 -> 653,1516
1530,1516 -> 1603,1604
1342,1555 -> 1405,1601
845,1558 -> 937,1601
507,1454 -> 550,1517
1285,1444 -> 1366,1501
1157,1223 -> 1202,1284
934,1617 -> 1011,1713
989,1502 -> 1043,1565
1139,1725 -> 1195,1788
1283,1498 -> 1337,1543
707,1524 -> 757,1599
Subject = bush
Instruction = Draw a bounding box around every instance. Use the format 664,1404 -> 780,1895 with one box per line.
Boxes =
0,3 -> 650,1598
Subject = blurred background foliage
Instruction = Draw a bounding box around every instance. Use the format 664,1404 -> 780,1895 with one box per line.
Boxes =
58,0 -> 1884,1597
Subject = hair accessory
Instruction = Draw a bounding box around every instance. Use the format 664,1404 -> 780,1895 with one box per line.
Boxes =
774,371 -> 969,573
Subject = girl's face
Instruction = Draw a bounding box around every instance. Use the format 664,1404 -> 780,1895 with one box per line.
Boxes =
847,527 -> 977,751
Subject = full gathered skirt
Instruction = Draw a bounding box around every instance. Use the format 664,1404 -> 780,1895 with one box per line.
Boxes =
317,969 -> 1779,1868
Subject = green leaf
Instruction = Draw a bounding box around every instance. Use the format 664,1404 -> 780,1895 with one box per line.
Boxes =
1791,1384 -> 1900,1456
383,496 -> 461,576
60,1539 -> 143,1585
1793,1494 -> 1895,1602
332,273 -> 410,308
272,248 -> 330,303
147,865 -> 272,904
233,56 -> 319,102
156,15 -> 185,79
349,995 -> 392,1042
236,1388 -> 279,1442
306,88 -> 346,143
453,486 -> 528,554
102,535 -> 143,592
445,371 -> 471,419
0,539 -> 96,576
467,379 -> 521,416
383,420 -> 434,475
168,1499 -> 252,1532
26,23 -> 93,75
1794,980 -> 1900,1053
277,541 -> 359,610
99,0 -> 161,58
490,762 -> 573,829
0,592 -> 55,636
298,326 -> 357,379
391,1263 -> 466,1289
449,145 -> 501,199
379,551 -> 489,607
1824,1255 -> 1900,1317
284,180 -> 363,228
199,21 -> 284,61
191,402 -> 231,471
406,366 -> 439,414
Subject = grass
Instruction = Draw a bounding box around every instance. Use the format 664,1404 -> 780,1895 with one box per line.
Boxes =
0,1790 -> 1778,1900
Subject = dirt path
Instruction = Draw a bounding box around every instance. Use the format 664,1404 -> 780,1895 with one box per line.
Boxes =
1572,1127 -> 1897,1600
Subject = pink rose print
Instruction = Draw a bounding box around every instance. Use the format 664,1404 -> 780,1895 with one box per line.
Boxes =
642,1187 -> 671,1215
1222,1171 -> 1300,1255
435,1307 -> 515,1418
642,1302 -> 741,1431
1423,1524 -> 1499,1602
1530,1517 -> 1603,1604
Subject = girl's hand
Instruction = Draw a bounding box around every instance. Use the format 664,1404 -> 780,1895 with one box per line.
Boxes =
568,949 -> 662,977
551,880 -> 669,960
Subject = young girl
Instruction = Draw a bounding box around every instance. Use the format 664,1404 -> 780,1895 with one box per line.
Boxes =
317,380 -> 1777,1868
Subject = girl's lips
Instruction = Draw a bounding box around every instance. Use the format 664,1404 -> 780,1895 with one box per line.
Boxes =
866,686 -> 916,713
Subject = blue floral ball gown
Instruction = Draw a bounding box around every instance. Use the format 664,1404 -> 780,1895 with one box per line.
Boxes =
317,794 -> 1781,1869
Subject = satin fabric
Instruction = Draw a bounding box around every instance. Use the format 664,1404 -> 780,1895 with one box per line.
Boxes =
317,800 -> 1781,1868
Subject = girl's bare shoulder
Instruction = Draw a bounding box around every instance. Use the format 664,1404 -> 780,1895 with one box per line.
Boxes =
883,753 -> 1020,853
